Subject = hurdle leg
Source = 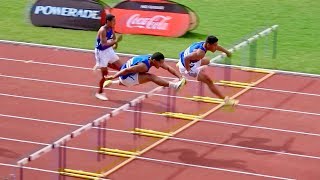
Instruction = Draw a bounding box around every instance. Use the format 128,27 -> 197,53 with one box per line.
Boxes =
58,145 -> 62,180
224,57 -> 232,82
166,88 -> 172,123
138,102 -> 142,129
19,166 -> 23,180
197,82 -> 204,114
171,89 -> 177,118
97,123 -> 102,162
133,103 -> 139,151
136,102 -> 142,151
199,82 -> 204,97
62,142 -> 66,180
102,120 -> 107,159
58,142 -> 67,180
170,88 -> 177,132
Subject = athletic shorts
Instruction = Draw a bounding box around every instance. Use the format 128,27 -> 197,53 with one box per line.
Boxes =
94,47 -> 119,68
119,73 -> 139,86
178,59 -> 202,78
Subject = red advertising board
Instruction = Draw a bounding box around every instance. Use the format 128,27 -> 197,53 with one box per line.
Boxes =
111,0 -> 198,37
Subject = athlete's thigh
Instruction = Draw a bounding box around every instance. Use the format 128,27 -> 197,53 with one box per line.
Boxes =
201,57 -> 210,66
107,48 -> 120,64
109,59 -> 123,71
95,49 -> 108,68
137,73 -> 155,84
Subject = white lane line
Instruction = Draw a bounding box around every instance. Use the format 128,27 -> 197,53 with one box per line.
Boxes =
0,136 -> 295,180
2,114 -> 320,160
3,110 -> 320,138
1,38 -> 320,78
15,83 -> 164,165
1,57 -> 319,97
0,162 -> 110,180
238,104 -> 320,116
1,90 -> 319,117
0,75 -> 320,116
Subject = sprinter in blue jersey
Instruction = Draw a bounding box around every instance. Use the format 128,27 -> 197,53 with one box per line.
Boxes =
103,52 -> 186,93
177,35 -> 238,105
94,14 -> 123,101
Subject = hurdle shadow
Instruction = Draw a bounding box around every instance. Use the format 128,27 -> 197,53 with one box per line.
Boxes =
107,99 -> 132,105
0,148 -> 20,159
155,148 -> 254,172
107,99 -> 165,110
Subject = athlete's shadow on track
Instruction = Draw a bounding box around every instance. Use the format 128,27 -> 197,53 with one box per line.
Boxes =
231,133 -> 304,155
0,147 -> 20,159
155,148 -> 254,172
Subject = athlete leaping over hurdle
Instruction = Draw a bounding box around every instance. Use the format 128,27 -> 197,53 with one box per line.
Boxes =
177,35 -> 238,105
102,52 -> 186,97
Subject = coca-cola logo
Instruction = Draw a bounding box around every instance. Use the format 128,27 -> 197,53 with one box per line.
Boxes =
111,0 -> 196,37
126,14 -> 171,30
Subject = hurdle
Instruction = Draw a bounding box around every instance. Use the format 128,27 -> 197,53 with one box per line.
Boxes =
239,67 -> 274,74
188,96 -> 224,104
132,128 -> 172,138
215,80 -> 254,88
60,168 -> 103,180
98,148 -> 138,158
160,112 -> 201,121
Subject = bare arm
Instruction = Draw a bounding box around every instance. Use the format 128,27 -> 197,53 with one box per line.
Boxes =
161,63 -> 183,79
112,33 -> 123,49
106,63 -> 148,80
217,45 -> 232,57
112,29 -> 116,41
99,27 -> 117,47
183,49 -> 206,71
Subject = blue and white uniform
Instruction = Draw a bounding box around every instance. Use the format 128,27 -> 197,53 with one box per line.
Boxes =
119,55 -> 151,86
94,28 -> 119,68
178,41 -> 207,77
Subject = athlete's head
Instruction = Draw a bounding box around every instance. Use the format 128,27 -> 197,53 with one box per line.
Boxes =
150,52 -> 165,69
106,14 -> 116,27
205,35 -> 219,51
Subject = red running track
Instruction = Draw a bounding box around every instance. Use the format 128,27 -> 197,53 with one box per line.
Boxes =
0,42 -> 320,180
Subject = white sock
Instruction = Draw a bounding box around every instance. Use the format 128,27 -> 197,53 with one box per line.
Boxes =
169,82 -> 178,89
112,80 -> 120,84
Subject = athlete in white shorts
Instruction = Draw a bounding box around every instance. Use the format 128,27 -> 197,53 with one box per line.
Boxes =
94,14 -> 123,101
178,35 -> 238,105
103,52 -> 186,93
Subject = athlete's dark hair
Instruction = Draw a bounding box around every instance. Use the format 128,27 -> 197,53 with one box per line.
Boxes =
151,52 -> 165,61
106,14 -> 115,22
206,35 -> 219,44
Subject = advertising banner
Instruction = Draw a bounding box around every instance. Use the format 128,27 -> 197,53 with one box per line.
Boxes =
111,0 -> 199,37
30,0 -> 110,31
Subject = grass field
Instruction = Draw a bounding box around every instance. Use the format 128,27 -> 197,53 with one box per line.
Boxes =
0,0 -> 319,74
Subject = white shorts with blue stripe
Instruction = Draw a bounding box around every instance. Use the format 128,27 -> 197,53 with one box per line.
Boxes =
94,46 -> 119,68
119,73 -> 139,87
178,59 -> 202,78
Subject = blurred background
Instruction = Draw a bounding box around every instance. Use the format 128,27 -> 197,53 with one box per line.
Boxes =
1,0 -> 319,74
